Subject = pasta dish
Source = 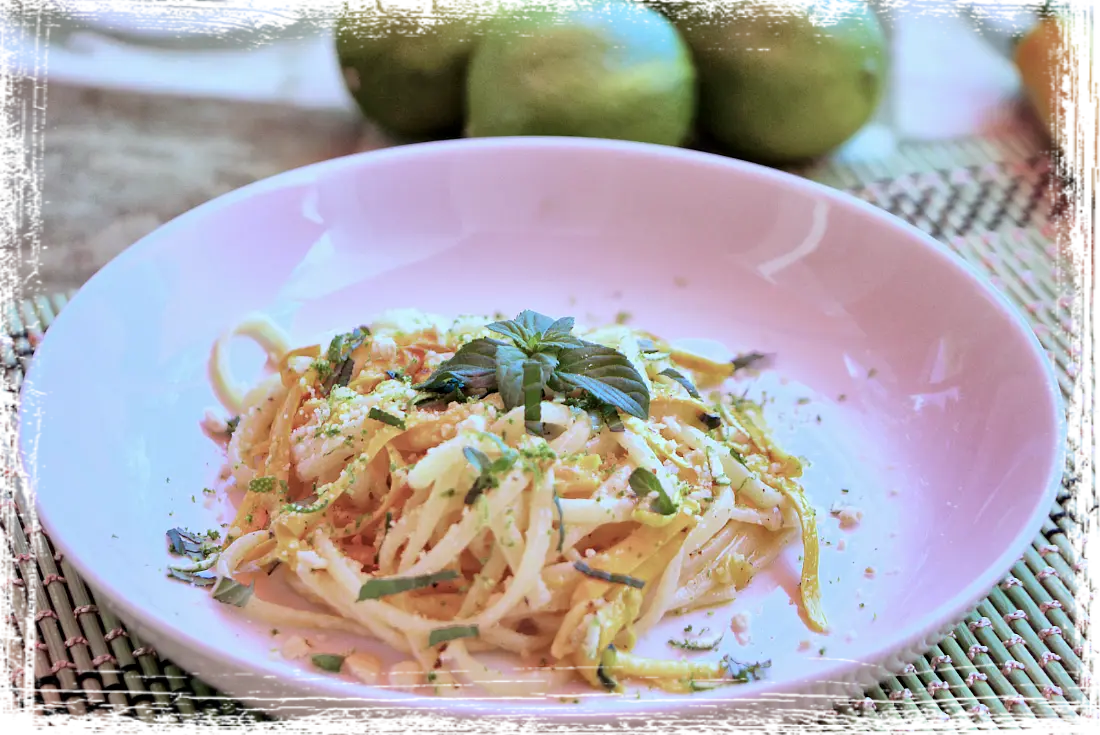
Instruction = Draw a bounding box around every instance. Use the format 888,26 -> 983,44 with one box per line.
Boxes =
169,309 -> 826,697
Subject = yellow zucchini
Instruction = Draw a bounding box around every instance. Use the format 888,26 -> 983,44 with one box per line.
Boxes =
1012,0 -> 1100,194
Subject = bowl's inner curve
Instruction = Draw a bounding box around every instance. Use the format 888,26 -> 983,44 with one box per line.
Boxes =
21,141 -> 1059,709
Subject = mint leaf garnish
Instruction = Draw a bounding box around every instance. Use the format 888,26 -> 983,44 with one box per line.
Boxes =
556,344 -> 649,419
540,317 -> 585,349
414,311 -> 650,426
494,344 -> 528,411
414,338 -> 499,394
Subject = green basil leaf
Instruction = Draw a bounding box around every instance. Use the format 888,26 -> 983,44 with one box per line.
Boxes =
628,467 -> 677,515
731,351 -> 771,372
428,625 -> 479,647
225,416 -> 240,436
357,570 -> 458,601
311,654 -> 345,673
659,367 -> 701,400
555,344 -> 649,419
212,577 -> 254,607
368,407 -> 406,430
494,344 -> 528,411
414,338 -> 500,394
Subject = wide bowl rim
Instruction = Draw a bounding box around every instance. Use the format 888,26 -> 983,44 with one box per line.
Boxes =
18,136 -> 1067,719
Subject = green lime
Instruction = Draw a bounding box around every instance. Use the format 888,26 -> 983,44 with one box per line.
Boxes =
465,1 -> 696,147
668,0 -> 887,163
335,2 -> 488,140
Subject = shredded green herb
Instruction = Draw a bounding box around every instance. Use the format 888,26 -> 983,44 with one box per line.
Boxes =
357,570 -> 458,601
311,654 -> 345,673
731,352 -> 770,372
428,625 -> 479,647
628,467 -> 677,515
368,407 -> 406,430
212,577 -> 254,607
167,568 -> 217,587
659,367 -> 701,399
698,412 -> 721,430
722,655 -> 771,683
729,448 -> 750,469
462,445 -> 517,505
321,326 -> 371,394
573,561 -> 645,589
667,634 -> 724,651
165,527 -> 217,560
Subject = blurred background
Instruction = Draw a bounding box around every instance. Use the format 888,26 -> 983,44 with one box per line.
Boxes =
0,0 -> 1086,299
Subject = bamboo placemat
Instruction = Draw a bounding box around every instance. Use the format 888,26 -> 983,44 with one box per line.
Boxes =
2,131 -> 1087,725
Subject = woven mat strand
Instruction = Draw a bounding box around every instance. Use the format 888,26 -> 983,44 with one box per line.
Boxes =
2,134 -> 1087,725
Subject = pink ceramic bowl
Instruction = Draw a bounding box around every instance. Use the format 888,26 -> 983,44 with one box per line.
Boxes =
20,138 -> 1064,720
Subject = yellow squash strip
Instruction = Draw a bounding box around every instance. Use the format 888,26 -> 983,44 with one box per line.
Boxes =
551,514 -> 695,661
569,512 -> 696,607
602,648 -> 737,694
573,586 -> 643,691
773,476 -> 828,633
224,383 -> 304,541
1012,0 -> 1100,194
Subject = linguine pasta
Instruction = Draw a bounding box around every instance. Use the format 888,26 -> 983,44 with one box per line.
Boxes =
180,308 -> 826,697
